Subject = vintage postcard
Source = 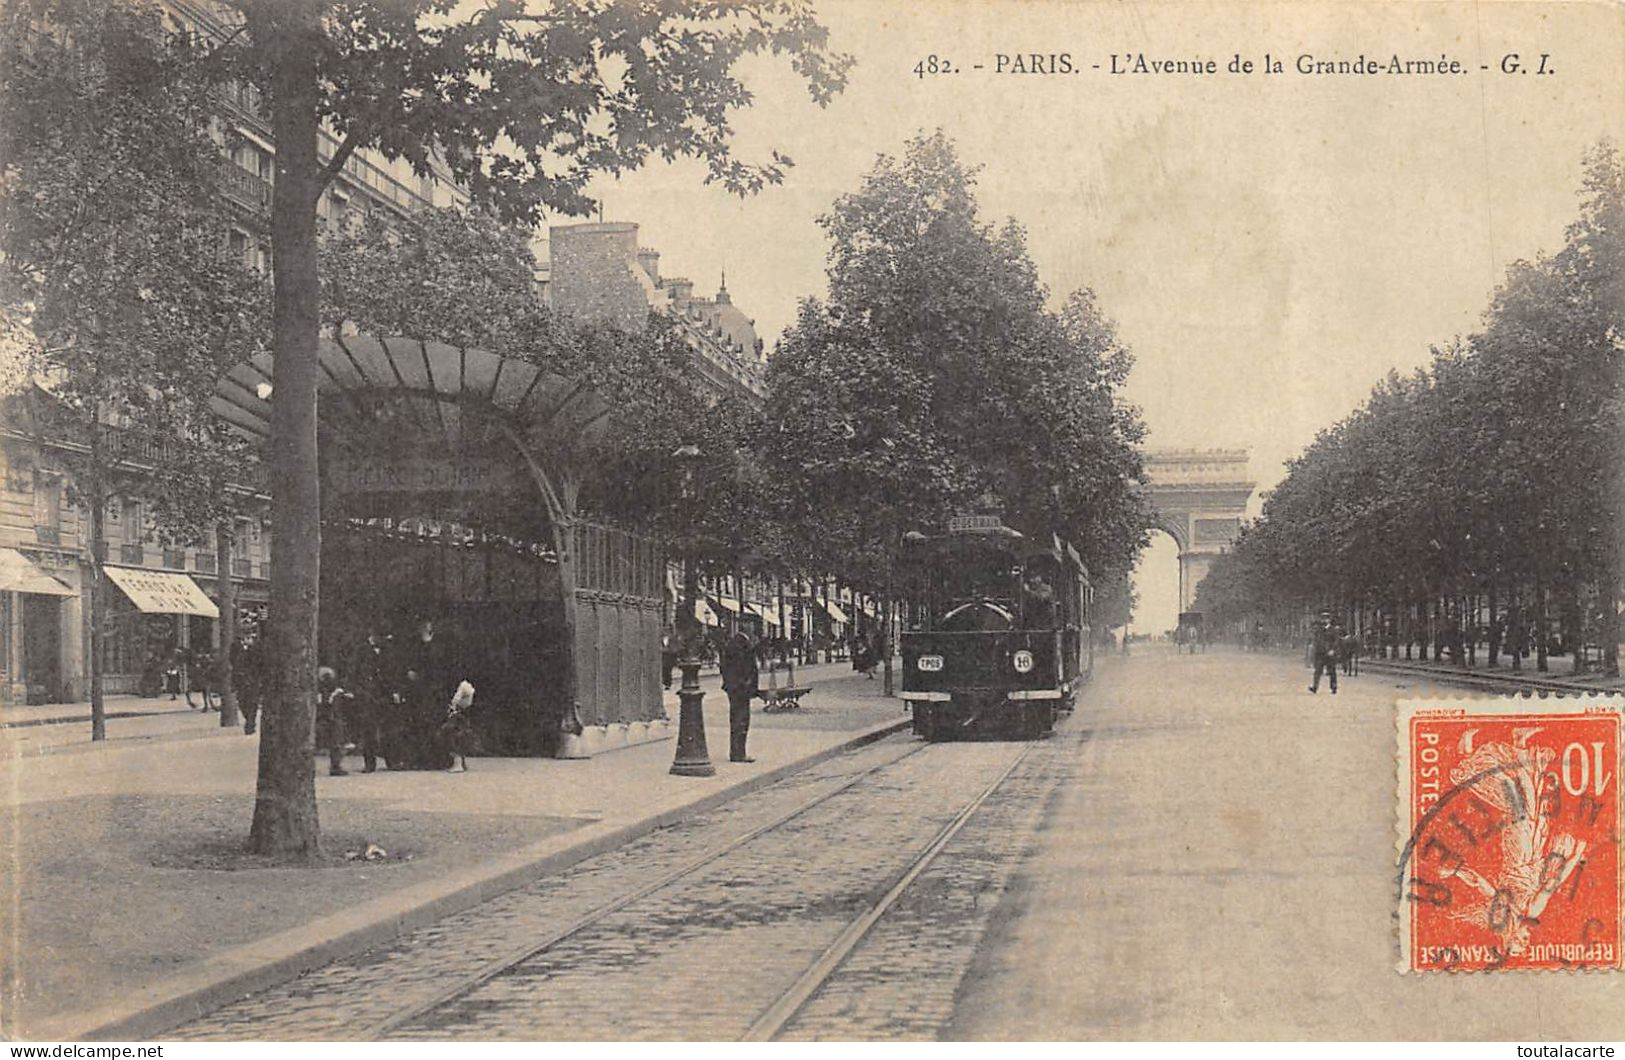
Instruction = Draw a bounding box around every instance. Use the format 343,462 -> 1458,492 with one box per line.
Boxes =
2,0 -> 1623,1046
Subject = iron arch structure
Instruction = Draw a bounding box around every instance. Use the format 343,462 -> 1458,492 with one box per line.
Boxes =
213,334 -> 668,757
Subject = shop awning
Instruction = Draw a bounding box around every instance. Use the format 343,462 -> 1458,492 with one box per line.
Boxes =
694,599 -> 720,627
0,548 -> 74,597
823,599 -> 849,624
103,565 -> 219,617
743,603 -> 781,626
712,596 -> 740,614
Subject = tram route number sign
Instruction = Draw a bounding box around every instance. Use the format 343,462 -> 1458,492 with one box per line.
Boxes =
329,456 -> 519,496
949,514 -> 1006,532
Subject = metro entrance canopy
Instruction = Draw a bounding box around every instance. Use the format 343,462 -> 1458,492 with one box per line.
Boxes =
213,334 -> 667,757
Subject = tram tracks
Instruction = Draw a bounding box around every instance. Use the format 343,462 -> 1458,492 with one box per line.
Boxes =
362,740 -> 1034,1041
741,745 -> 1031,1041
167,731 -> 1055,1043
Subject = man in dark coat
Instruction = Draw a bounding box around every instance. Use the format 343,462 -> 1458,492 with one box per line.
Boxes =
232,628 -> 268,735
346,628 -> 391,772
1309,612 -> 1339,694
397,618 -> 454,768
720,631 -> 758,763
660,632 -> 678,690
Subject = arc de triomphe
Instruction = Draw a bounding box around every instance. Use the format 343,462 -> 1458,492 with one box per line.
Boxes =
1141,449 -> 1257,612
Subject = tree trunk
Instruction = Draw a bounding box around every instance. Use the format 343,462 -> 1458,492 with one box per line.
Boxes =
1466,592 -> 1478,667
1509,584 -> 1523,672
86,465 -> 106,743
1535,572 -> 1549,672
248,0 -> 323,858
216,524 -> 239,728
1602,564 -> 1620,679
1431,596 -> 1443,662
881,594 -> 895,697
1568,584 -> 1585,675
1486,584 -> 1500,667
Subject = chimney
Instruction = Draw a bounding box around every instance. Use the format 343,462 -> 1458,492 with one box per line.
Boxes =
547,221 -> 647,332
636,247 -> 660,283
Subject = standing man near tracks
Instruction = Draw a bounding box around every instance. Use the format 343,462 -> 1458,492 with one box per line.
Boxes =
1309,611 -> 1339,695
721,630 -> 759,763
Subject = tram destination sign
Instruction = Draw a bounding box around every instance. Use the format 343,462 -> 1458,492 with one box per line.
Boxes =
329,455 -> 520,496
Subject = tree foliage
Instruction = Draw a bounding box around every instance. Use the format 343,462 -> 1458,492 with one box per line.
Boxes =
320,206 -> 538,350
0,0 -> 269,736
760,131 -> 1149,596
1195,142 -> 1623,673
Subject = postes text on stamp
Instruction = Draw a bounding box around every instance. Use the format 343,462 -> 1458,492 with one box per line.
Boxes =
1398,696 -> 1622,972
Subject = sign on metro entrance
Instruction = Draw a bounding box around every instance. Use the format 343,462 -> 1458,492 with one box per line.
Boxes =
329,456 -> 519,497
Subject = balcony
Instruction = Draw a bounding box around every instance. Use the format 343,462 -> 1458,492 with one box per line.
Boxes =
119,543 -> 144,565
221,164 -> 272,212
217,80 -> 264,120
93,423 -> 269,496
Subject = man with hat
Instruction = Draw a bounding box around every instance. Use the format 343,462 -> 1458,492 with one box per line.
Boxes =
720,630 -> 759,763
1309,610 -> 1340,694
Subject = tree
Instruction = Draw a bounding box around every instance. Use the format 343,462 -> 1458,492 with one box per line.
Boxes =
0,0 -> 268,739
1188,143 -> 1623,674
760,131 -> 1149,689
206,0 -> 850,855
320,206 -> 540,350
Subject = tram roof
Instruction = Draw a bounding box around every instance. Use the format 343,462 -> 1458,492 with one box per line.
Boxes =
905,525 -> 1091,583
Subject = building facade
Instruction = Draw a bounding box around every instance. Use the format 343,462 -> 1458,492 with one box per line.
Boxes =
0,0 -> 470,708
541,221 -> 768,405
0,397 -> 274,704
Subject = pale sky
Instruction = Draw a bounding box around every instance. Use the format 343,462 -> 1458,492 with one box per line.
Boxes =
562,0 -> 1624,631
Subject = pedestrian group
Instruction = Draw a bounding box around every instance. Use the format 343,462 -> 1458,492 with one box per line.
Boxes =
232,617 -> 477,774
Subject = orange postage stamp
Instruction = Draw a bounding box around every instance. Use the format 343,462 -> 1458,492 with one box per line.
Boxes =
1397,696 -> 1623,972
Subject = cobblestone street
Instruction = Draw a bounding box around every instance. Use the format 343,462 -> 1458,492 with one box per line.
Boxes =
167,647 -> 1625,1041
170,722 -> 1083,1041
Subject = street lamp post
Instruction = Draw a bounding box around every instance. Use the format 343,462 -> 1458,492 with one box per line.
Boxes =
670,444 -> 715,777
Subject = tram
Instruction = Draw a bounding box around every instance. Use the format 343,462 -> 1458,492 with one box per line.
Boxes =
898,514 -> 1094,740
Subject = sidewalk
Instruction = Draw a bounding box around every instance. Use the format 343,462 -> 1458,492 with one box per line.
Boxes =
0,694 -> 198,729
1,663 -> 911,1042
1357,653 -> 1625,694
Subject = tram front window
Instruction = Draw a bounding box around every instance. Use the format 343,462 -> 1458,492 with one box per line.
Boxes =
924,544 -> 1020,631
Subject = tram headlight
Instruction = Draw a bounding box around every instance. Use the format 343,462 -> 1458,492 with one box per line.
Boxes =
917,654 -> 944,673
1012,650 -> 1035,674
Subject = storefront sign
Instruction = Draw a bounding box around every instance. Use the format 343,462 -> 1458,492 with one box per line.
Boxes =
329,456 -> 519,496
103,566 -> 219,617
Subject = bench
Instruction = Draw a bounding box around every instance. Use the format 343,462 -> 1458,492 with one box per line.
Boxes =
759,661 -> 813,713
